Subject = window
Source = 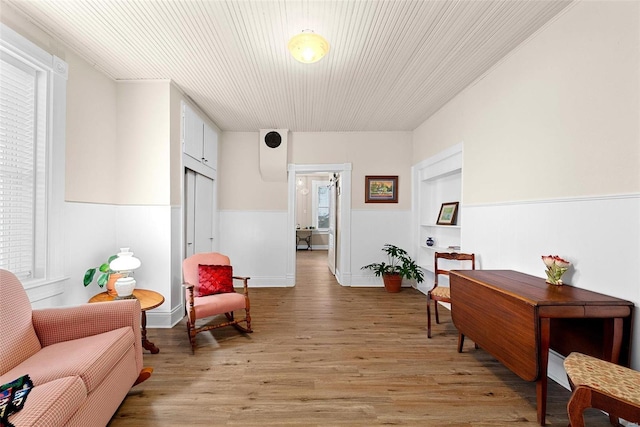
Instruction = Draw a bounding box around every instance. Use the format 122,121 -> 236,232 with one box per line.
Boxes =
0,24 -> 67,286
312,180 -> 330,230
1,53 -> 42,279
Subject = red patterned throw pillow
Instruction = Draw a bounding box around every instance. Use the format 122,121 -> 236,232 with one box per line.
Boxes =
197,264 -> 234,297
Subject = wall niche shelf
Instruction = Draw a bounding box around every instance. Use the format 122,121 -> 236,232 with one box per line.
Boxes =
412,143 -> 463,291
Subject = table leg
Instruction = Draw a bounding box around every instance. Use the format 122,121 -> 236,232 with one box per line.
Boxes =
141,311 -> 160,354
603,317 -> 623,363
536,317 -> 550,426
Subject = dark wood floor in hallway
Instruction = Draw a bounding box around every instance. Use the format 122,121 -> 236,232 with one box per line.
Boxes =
111,250 -> 612,426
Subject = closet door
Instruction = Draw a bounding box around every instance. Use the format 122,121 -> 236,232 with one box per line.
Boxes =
194,173 -> 215,253
185,169 -> 215,257
185,170 -> 196,257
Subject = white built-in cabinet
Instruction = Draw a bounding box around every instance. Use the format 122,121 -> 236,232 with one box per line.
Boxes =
183,102 -> 217,171
182,101 -> 218,257
412,143 -> 463,293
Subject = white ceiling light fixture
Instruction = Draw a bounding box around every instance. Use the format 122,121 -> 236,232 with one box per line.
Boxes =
288,30 -> 330,64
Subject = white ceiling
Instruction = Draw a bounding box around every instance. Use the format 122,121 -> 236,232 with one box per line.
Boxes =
4,0 -> 572,132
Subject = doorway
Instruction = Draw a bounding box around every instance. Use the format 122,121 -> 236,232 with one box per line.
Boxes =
286,163 -> 352,287
293,172 -> 335,274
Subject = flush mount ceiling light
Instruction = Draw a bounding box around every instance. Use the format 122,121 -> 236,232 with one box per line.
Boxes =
288,30 -> 330,64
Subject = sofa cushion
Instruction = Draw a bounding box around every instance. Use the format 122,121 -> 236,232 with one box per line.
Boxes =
8,376 -> 86,427
0,327 -> 135,393
0,270 -> 41,376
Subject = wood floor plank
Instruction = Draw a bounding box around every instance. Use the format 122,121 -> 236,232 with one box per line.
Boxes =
110,251 -> 614,426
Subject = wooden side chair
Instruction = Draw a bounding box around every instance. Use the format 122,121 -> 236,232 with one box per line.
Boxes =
182,252 -> 252,353
564,352 -> 640,427
427,252 -> 475,339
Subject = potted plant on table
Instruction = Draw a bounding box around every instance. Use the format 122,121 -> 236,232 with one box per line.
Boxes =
361,243 -> 424,292
83,254 -> 119,296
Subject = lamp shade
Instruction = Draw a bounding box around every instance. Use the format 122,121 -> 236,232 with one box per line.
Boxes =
288,30 -> 329,64
109,248 -> 141,272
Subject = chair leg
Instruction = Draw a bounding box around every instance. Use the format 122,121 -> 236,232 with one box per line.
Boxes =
426,296 -> 432,338
434,301 -> 440,324
227,310 -> 254,334
245,307 -> 252,332
458,333 -> 465,353
186,320 -> 196,354
608,413 -> 620,427
567,386 -> 591,427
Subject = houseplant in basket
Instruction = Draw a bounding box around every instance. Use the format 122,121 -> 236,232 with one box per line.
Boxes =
83,254 -> 120,296
361,243 -> 424,292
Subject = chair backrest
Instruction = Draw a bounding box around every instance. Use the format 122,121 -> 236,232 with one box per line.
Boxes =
434,252 -> 475,287
0,269 -> 42,375
182,252 -> 231,287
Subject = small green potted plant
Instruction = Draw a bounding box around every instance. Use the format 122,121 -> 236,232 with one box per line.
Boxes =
84,254 -> 119,296
361,243 -> 424,292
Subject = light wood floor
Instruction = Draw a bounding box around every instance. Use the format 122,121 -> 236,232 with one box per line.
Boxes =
111,250 -> 612,426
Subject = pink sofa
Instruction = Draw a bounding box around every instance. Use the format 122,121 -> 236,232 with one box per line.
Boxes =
0,269 -> 145,426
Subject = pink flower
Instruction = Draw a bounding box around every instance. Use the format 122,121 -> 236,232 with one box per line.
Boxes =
541,255 -> 571,285
542,255 -> 555,267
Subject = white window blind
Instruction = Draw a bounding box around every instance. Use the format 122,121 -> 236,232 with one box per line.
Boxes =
0,54 -> 38,279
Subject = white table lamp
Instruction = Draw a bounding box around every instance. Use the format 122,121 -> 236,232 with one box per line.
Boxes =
109,248 -> 141,298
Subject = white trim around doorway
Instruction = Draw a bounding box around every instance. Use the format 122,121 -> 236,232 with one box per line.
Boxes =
287,163 -> 352,286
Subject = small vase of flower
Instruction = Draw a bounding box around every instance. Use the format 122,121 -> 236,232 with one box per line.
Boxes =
542,255 -> 571,285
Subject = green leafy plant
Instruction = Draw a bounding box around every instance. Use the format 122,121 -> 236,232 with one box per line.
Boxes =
83,254 -> 118,288
361,243 -> 424,283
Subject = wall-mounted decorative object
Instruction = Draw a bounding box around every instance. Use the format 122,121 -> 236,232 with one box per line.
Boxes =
365,175 -> 398,203
436,201 -> 459,225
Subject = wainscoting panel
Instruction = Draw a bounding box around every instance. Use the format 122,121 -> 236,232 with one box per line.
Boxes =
116,205 -> 174,328
219,210 -> 290,287
350,209 -> 413,287
63,203 -> 176,327
462,194 -> 640,377
63,202 -> 118,307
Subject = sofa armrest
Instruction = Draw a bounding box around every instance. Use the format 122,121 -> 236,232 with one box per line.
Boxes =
32,300 -> 142,350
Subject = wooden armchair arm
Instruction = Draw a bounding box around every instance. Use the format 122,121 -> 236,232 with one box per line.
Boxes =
233,276 -> 250,295
183,283 -> 195,303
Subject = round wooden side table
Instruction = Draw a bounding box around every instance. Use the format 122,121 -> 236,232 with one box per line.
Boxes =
89,288 -> 165,354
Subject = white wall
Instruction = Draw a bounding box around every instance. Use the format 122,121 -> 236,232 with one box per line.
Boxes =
65,53 -> 119,203
219,131 -> 414,288
116,81 -> 172,205
412,0 -> 640,372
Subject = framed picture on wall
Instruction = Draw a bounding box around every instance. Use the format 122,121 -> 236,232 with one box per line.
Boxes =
365,176 -> 398,203
436,202 -> 459,225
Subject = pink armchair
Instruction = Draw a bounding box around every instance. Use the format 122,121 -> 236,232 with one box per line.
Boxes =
0,269 -> 151,427
183,252 -> 252,353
